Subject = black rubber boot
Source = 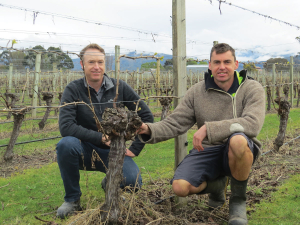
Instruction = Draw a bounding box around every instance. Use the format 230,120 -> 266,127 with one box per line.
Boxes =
229,177 -> 248,225
198,176 -> 229,208
56,200 -> 82,219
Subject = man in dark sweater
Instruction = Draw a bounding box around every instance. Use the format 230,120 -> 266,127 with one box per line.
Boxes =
56,43 -> 153,219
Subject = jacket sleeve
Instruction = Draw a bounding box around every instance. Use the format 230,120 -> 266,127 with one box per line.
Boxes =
205,82 -> 265,144
59,83 -> 103,146
121,80 -> 154,156
139,86 -> 197,144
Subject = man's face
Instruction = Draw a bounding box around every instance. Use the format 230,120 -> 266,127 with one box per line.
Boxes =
80,48 -> 105,83
209,50 -> 238,86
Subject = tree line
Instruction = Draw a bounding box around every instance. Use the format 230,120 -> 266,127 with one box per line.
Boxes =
0,45 -> 74,71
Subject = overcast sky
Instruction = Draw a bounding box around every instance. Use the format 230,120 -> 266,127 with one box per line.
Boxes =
0,0 -> 300,62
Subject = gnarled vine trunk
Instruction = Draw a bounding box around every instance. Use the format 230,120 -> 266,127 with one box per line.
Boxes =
39,92 -> 53,130
99,107 -> 142,224
4,111 -> 25,161
273,97 -> 291,152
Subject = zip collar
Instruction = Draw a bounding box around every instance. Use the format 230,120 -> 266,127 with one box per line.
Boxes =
205,69 -> 248,94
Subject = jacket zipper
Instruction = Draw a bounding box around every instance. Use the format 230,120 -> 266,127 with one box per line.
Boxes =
207,78 -> 246,119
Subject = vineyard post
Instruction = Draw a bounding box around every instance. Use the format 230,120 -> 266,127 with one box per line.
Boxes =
290,56 -> 294,107
141,71 -> 144,82
156,58 -> 161,106
197,71 -> 200,83
136,68 -> 139,90
125,70 -> 128,83
60,68 -> 63,92
168,70 -> 171,85
272,64 -> 276,102
32,53 -> 41,118
66,71 -> 70,85
8,63 -> 13,92
189,69 -> 192,87
172,0 -> 187,206
52,60 -> 57,104
115,45 -> 120,79
25,68 -> 29,99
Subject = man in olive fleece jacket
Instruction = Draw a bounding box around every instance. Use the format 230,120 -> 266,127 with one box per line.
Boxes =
56,44 -> 153,219
138,43 -> 265,225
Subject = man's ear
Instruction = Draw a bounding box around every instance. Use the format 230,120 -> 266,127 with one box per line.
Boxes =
235,60 -> 239,70
80,60 -> 84,70
208,61 -> 211,70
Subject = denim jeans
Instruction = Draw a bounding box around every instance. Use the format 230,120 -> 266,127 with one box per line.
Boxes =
56,136 -> 142,202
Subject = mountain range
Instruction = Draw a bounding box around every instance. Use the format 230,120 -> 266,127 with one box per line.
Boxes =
72,52 -> 298,72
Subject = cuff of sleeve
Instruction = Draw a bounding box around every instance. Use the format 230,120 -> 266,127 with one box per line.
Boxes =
204,122 -> 212,144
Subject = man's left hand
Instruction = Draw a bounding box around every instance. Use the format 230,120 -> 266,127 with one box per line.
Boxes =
125,149 -> 136,158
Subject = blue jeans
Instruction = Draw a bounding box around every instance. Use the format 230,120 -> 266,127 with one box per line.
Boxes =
56,136 -> 142,202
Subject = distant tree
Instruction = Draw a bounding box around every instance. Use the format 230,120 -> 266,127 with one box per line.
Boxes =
23,45 -> 74,70
140,61 -> 163,71
47,47 -> 74,70
187,58 -> 198,66
163,59 -> 173,70
243,63 -> 257,72
23,45 -> 47,70
0,50 -> 26,70
263,58 -> 289,72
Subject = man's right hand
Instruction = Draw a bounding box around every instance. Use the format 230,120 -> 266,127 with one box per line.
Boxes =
137,123 -> 151,135
102,134 -> 111,146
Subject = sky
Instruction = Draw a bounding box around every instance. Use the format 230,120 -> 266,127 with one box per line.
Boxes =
0,0 -> 300,63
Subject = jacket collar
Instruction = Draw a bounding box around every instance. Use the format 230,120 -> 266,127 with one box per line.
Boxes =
83,73 -> 114,92
205,69 -> 248,94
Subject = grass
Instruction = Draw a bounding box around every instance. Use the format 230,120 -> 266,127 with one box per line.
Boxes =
0,108 -> 300,224
249,173 -> 300,225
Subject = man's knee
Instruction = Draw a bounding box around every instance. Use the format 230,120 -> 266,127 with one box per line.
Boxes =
172,179 -> 191,197
228,135 -> 251,160
56,136 -> 81,157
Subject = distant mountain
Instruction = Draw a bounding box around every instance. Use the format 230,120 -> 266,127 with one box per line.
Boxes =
72,52 -> 173,71
72,52 -> 299,72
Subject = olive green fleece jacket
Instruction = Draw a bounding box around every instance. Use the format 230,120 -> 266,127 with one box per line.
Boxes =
139,72 -> 265,155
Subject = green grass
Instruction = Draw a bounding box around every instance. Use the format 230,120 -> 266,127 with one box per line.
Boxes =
249,173 -> 300,225
0,108 -> 300,224
0,163 -> 105,224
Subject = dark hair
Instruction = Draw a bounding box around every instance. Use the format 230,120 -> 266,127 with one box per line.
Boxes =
80,43 -> 105,61
210,43 -> 236,61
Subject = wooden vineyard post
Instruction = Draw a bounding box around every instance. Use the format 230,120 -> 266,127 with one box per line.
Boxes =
60,69 -> 63,92
290,56 -> 294,108
272,64 -> 276,103
172,0 -> 187,206
136,68 -> 139,91
32,53 -> 41,118
115,45 -> 120,79
156,59 -> 161,106
8,63 -> 13,92
52,59 -> 58,104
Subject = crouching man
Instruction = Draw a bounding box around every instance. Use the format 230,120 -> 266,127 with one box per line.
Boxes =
138,43 -> 265,225
56,43 -> 153,218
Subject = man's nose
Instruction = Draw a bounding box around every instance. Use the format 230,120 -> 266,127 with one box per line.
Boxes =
93,63 -> 101,69
219,62 -> 226,69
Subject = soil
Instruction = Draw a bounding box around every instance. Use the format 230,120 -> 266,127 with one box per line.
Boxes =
1,133 -> 300,224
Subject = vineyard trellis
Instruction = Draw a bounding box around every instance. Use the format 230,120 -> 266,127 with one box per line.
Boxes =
0,46 -> 300,223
